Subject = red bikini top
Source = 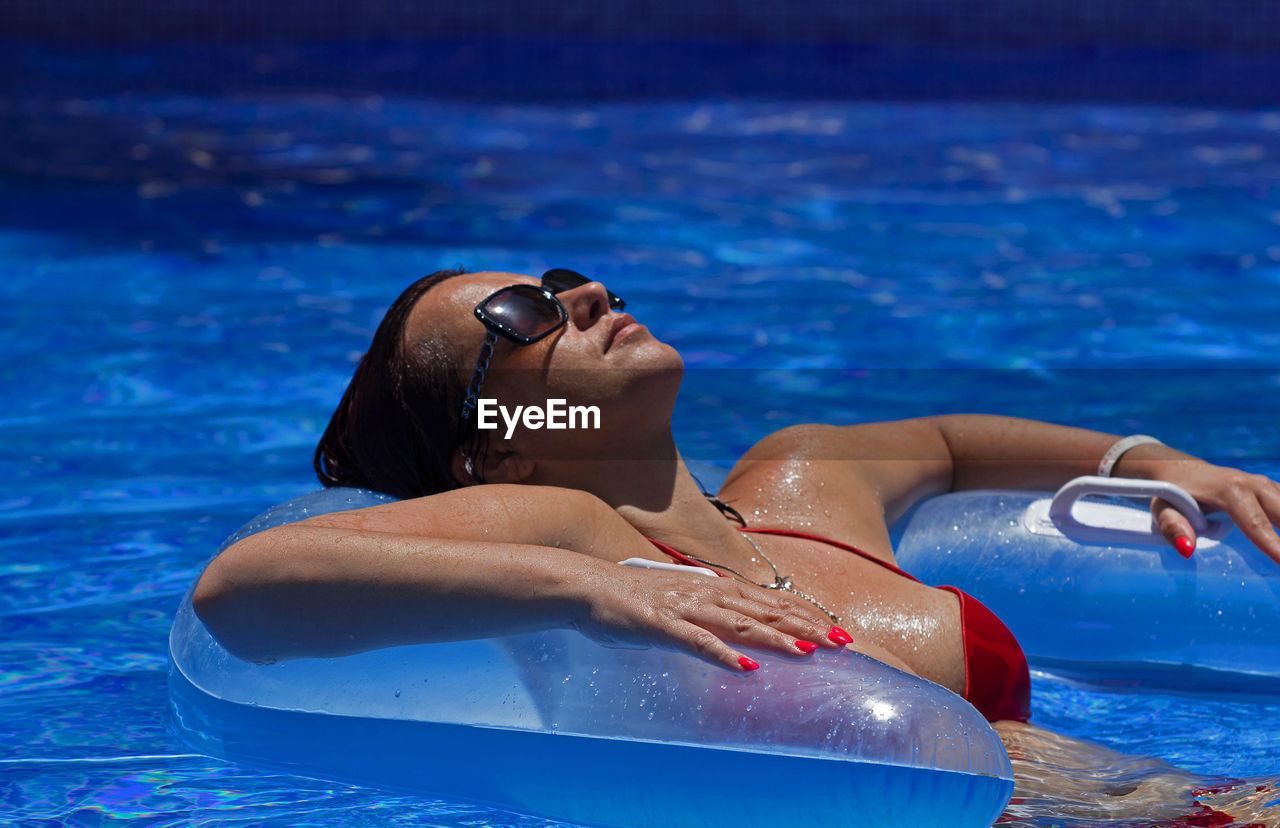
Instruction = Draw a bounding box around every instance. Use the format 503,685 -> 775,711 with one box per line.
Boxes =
646,527 -> 1032,723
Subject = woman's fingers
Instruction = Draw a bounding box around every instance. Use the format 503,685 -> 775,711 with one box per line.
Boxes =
1151,497 -> 1197,558
665,614 -> 841,673
1255,478 -> 1280,563
656,588 -> 837,670
712,588 -> 842,649
663,621 -> 759,672
579,566 -> 862,672
700,606 -> 826,657
1152,470 -> 1280,565
1215,474 -> 1280,565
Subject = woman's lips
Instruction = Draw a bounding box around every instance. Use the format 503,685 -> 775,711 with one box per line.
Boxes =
606,314 -> 640,352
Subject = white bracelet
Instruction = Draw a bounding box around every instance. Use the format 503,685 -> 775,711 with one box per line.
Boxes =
1098,434 -> 1164,478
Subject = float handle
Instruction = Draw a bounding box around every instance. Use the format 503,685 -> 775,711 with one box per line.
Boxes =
1049,475 -> 1210,538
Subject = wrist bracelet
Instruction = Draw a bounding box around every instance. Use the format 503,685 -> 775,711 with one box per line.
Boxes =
1098,434 -> 1164,478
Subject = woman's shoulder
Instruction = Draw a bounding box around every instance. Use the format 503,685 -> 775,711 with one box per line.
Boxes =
723,422 -> 863,492
726,419 -> 951,503
719,425 -> 874,526
733,419 -> 948,465
720,421 -> 939,547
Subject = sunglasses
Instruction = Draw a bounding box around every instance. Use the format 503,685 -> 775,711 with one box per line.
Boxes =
457,269 -> 626,441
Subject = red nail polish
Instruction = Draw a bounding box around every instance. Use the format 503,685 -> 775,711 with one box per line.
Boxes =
738,656 -> 760,671
828,626 -> 853,645
1176,536 -> 1195,558
794,640 -> 818,654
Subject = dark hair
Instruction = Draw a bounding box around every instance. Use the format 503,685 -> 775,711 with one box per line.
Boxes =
314,267 -> 473,499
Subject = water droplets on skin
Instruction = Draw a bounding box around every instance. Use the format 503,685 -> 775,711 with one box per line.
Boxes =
849,604 -> 942,646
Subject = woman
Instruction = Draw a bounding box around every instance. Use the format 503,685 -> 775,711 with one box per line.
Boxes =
194,267 -> 1280,823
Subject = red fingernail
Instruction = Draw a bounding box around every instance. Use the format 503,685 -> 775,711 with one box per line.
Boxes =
794,640 -> 818,654
828,626 -> 853,645
1176,536 -> 1195,558
738,656 -> 759,671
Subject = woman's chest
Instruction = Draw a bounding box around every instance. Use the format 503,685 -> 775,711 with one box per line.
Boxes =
742,530 -> 966,693
720,466 -> 967,694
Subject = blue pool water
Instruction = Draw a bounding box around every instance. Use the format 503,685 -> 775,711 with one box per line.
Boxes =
4,50 -> 1280,826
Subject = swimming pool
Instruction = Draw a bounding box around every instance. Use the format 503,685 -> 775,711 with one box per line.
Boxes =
3,41 -> 1280,826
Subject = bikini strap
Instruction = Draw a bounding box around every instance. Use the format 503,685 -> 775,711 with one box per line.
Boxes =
645,537 -> 724,576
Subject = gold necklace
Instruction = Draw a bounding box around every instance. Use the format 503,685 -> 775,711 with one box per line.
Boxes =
678,529 -> 844,627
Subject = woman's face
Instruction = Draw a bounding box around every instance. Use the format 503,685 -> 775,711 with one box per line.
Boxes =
407,271 -> 684,461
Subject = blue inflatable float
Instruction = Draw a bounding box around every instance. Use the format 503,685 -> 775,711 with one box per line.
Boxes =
896,475 -> 1278,695
169,479 -> 1015,828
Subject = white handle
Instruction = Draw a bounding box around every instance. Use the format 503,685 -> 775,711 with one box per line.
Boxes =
1049,475 -> 1210,540
619,558 -> 719,577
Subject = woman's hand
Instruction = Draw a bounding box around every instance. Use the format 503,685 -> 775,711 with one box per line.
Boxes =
569,565 -> 845,672
1144,460 -> 1280,564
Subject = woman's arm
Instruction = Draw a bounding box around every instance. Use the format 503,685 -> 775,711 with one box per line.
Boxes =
193,484 -> 840,669
933,414 -> 1280,562
741,415 -> 1280,562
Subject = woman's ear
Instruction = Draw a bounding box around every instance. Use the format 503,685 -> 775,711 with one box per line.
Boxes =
450,442 -> 535,486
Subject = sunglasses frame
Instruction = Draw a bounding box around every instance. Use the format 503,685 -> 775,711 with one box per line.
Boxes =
473,283 -> 570,347
456,270 -> 625,462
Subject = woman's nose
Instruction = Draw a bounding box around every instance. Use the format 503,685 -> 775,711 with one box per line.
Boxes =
556,281 -> 613,328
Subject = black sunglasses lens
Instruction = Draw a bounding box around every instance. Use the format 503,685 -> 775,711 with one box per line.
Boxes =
482,285 -> 565,339
540,268 -> 587,294
541,268 -> 625,310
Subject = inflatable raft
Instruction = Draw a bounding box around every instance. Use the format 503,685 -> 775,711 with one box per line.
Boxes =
897,475 -> 1278,695
169,483 -> 1014,828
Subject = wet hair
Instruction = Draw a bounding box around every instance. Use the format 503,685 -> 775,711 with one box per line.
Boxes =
314,267 -> 475,499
